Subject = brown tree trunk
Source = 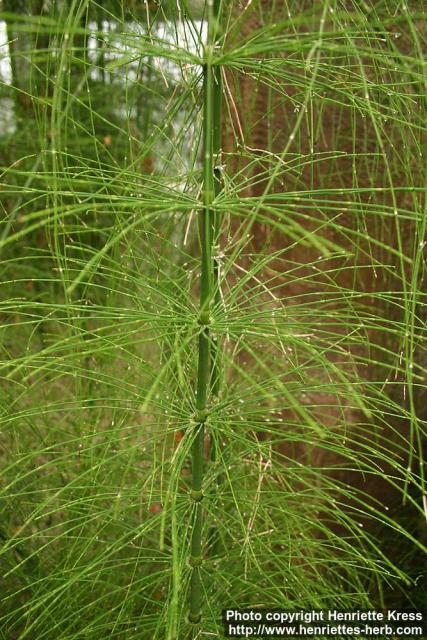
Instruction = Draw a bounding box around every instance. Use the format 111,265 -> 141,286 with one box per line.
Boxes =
225,1 -> 422,522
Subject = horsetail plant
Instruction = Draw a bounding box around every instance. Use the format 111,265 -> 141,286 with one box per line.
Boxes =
1,1 -> 427,638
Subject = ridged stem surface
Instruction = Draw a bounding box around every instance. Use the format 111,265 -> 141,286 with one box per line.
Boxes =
188,0 -> 218,625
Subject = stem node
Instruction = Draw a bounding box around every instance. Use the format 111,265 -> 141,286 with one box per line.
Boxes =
190,489 -> 204,502
189,555 -> 203,567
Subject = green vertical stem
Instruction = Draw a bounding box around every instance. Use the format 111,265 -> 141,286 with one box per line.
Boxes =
207,0 -> 224,559
96,4 -> 105,85
211,0 -> 223,436
188,0 -> 216,625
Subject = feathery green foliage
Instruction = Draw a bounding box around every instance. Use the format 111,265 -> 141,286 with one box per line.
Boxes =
0,1 -> 426,638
